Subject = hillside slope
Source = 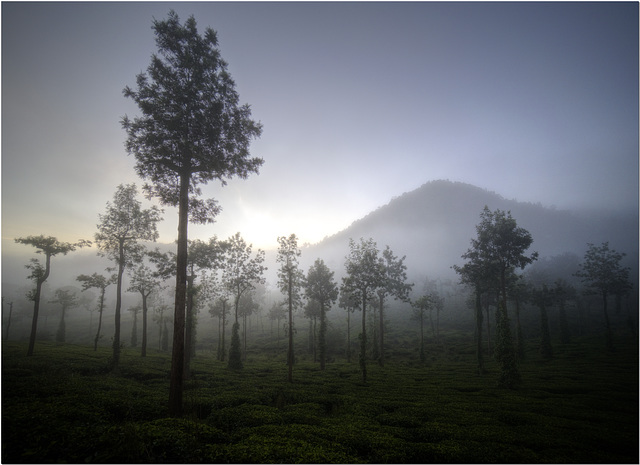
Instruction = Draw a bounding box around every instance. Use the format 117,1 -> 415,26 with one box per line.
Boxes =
304,180 -> 638,280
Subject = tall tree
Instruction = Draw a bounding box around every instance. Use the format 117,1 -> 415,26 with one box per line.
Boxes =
461,207 -> 537,388
305,259 -> 338,370
95,184 -> 161,370
222,233 -> 266,369
122,11 -> 263,417
411,295 -> 431,363
15,235 -> 89,356
4,300 -> 14,341
77,273 -> 116,351
128,262 -> 161,357
553,279 -> 575,345
531,285 -> 554,360
277,234 -> 304,383
342,238 -> 383,383
574,242 -> 632,350
338,289 -> 359,363
184,238 -> 223,377
129,304 -> 141,348
49,289 -> 79,344
376,246 -> 413,366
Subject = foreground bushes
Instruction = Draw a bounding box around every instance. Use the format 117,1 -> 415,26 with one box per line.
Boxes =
2,337 -> 638,463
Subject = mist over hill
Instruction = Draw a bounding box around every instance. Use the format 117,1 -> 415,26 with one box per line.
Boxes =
4,180 -> 637,307
300,180 -> 638,284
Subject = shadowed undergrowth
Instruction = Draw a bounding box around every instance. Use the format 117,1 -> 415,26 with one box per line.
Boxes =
2,335 -> 638,463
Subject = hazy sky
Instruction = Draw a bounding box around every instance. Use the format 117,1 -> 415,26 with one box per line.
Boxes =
2,2 -> 638,253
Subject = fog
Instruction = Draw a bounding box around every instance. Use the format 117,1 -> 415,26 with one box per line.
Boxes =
3,180 -> 637,349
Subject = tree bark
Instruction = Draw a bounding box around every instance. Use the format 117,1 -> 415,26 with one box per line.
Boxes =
169,172 -> 189,417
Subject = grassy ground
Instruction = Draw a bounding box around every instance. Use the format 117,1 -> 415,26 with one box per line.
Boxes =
2,334 -> 638,463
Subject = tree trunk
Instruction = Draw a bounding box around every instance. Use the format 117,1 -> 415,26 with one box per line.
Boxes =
112,243 -> 125,370
141,292 -> 148,357
603,291 -> 613,351
220,301 -> 226,361
169,172 -> 189,417
378,293 -> 385,366
475,286 -> 484,375
360,292 -> 367,383
319,302 -> 326,370
5,302 -> 13,340
27,253 -> 51,356
56,305 -> 66,343
94,288 -> 105,351
184,274 -> 195,378
514,295 -> 525,360
558,299 -> 570,345
419,311 -> 425,363
287,273 -> 294,383
346,309 -> 351,363
539,301 -> 553,360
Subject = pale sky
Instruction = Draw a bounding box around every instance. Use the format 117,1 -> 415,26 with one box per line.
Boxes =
2,2 -> 638,255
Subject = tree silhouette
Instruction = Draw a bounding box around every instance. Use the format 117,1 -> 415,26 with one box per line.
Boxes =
342,238 -> 383,383
575,242 -> 632,350
458,207 -> 537,388
411,295 -> 431,363
121,11 -> 262,417
222,233 -> 266,370
531,285 -> 554,360
553,279 -> 576,345
128,262 -> 162,357
277,234 -> 304,383
305,259 -> 338,370
376,246 -> 412,366
95,184 -> 161,370
77,272 -> 116,351
49,289 -> 79,344
15,235 -> 89,356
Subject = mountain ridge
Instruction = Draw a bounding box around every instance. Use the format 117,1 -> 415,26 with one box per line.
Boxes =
303,180 -> 638,280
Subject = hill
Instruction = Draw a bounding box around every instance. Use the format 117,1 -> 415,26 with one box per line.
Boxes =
303,180 -> 638,282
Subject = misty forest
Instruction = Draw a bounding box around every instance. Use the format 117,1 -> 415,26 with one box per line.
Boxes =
2,11 -> 638,464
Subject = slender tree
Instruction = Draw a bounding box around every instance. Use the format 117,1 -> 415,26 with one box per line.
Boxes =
574,242 -> 632,350
129,305 -> 141,348
411,295 -> 431,363
305,259 -> 338,370
338,289 -> 359,363
376,246 -> 413,366
49,289 -> 79,344
453,259 -> 498,375
532,285 -> 554,360
222,233 -> 266,369
4,300 -> 14,341
122,11 -> 263,417
342,238 -> 383,383
268,302 -> 287,348
15,235 -> 89,356
184,238 -> 223,377
277,234 -> 304,383
128,262 -> 161,357
77,273 -> 116,351
553,279 -> 575,345
95,184 -> 161,370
